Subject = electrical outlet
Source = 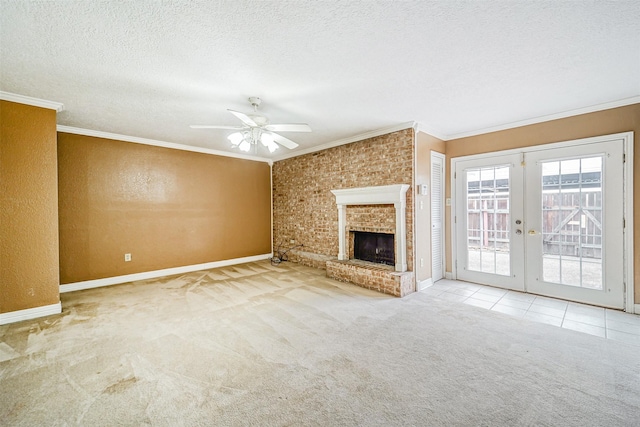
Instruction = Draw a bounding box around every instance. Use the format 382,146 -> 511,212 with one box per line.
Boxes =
124,253 -> 132,262
420,258 -> 424,268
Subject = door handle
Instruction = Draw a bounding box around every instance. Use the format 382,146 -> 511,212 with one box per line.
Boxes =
528,230 -> 539,235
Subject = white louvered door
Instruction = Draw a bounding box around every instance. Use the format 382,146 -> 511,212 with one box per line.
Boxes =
431,152 -> 445,282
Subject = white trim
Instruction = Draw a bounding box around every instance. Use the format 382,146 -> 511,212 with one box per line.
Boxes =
450,155 -> 458,281
446,97 -> 640,140
0,302 -> 62,325
272,121 -> 416,161
450,132 -> 634,161
415,123 -> 447,141
270,163 -> 274,256
60,253 -> 272,293
56,125 -> 272,164
623,132 -> 635,313
417,278 -> 433,291
331,184 -> 410,206
412,129 -> 418,282
634,304 -> 640,315
0,91 -> 64,112
331,185 -> 410,272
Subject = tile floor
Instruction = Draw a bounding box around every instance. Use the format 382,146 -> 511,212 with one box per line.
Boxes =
423,279 -> 640,346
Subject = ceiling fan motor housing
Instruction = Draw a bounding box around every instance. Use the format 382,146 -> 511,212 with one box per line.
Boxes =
249,114 -> 269,126
247,97 -> 269,126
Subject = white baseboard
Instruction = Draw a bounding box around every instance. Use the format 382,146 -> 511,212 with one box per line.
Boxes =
417,278 -> 433,291
445,272 -> 453,280
0,302 -> 62,325
60,253 -> 273,293
632,304 -> 640,315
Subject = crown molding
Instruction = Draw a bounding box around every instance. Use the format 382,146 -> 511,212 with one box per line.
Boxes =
414,123 -> 447,141
446,96 -> 640,140
272,121 -> 416,161
0,91 -> 64,112
56,125 -> 272,164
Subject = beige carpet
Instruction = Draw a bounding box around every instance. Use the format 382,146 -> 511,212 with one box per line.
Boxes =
1,261 -> 639,426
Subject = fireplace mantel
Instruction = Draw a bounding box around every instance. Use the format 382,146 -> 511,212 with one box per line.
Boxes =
331,184 -> 409,272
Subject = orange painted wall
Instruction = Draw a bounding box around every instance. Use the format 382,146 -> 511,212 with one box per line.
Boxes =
57,133 -> 272,284
0,101 -> 60,313
444,103 -> 640,302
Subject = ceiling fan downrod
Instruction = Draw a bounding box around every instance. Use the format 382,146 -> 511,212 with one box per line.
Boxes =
248,97 -> 261,112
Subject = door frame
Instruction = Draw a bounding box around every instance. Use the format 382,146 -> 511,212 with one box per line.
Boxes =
450,132 -> 634,313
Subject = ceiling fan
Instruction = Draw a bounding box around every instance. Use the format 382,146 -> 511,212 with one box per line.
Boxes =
190,97 -> 311,153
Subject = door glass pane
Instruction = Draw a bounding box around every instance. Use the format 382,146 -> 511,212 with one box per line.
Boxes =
466,165 -> 510,276
541,156 -> 603,289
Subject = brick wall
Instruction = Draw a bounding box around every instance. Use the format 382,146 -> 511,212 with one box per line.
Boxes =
272,129 -> 414,271
346,204 -> 396,234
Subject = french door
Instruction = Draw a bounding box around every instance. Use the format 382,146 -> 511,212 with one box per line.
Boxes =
455,153 -> 525,291
524,141 -> 624,308
455,138 -> 626,308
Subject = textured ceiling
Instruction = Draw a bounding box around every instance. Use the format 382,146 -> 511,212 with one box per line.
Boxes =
1,1 -> 639,158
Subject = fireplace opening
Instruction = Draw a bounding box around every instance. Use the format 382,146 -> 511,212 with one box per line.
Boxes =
353,232 -> 394,266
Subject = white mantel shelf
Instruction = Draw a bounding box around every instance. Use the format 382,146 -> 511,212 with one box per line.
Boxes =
331,184 -> 410,272
331,184 -> 410,206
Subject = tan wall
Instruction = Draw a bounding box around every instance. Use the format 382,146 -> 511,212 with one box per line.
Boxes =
273,129 -> 415,271
444,103 -> 640,302
58,133 -> 271,283
415,131 -> 446,282
1,101 -> 60,313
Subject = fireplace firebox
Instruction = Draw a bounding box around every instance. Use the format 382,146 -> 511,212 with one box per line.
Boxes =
353,231 -> 395,266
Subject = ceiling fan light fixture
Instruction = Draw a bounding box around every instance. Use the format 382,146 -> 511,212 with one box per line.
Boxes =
192,97 -> 307,153
267,141 -> 278,153
238,140 -> 251,152
227,132 -> 244,145
260,133 -> 274,147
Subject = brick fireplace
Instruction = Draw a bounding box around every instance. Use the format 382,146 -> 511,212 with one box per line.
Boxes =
326,185 -> 415,297
272,128 -> 417,296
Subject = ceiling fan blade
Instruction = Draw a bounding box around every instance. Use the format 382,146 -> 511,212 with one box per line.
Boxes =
271,132 -> 299,150
265,123 -> 312,133
228,109 -> 257,127
190,125 -> 244,129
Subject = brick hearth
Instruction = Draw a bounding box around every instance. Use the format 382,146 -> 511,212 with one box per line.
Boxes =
326,260 -> 415,297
